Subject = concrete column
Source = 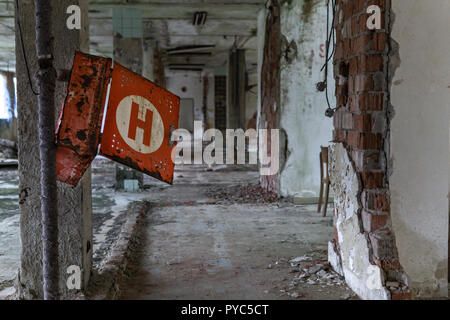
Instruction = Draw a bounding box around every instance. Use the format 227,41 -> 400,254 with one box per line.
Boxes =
204,70 -> 215,130
227,49 -> 246,129
15,0 -> 92,299
153,47 -> 166,88
142,39 -> 154,82
113,35 -> 144,190
113,36 -> 143,74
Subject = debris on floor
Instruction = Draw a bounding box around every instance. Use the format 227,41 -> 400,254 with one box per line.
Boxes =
207,183 -> 281,204
265,251 -> 357,300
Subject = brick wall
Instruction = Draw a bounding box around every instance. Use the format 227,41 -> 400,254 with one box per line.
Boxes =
332,0 -> 410,299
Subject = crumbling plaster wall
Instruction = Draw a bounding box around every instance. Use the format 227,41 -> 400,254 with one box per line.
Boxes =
278,0 -> 334,198
329,143 -> 390,300
330,0 -> 411,300
389,0 -> 449,298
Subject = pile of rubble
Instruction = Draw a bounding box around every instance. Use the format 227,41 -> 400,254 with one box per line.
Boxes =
207,183 -> 280,204
286,256 -> 346,287
268,254 -> 356,299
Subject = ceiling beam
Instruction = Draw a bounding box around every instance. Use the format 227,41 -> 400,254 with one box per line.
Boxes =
88,3 -> 262,20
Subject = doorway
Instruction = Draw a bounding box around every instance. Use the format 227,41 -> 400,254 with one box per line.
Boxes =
178,98 -> 194,133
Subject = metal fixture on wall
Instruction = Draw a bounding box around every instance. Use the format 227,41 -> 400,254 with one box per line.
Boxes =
193,11 -> 207,26
316,0 -> 339,118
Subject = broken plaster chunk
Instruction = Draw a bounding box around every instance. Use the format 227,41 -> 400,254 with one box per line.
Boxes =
289,255 -> 311,264
308,264 -> 324,274
316,270 -> 328,278
386,281 -> 400,288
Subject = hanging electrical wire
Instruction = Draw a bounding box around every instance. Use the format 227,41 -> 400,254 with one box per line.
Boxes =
15,0 -> 39,95
316,0 -> 339,118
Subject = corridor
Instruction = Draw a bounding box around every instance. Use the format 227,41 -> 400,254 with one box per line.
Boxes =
116,164 -> 354,300
0,0 -> 448,301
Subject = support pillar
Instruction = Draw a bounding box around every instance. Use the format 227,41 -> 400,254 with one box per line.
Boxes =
153,47 -> 166,88
15,0 -> 92,299
227,49 -> 246,129
142,39 -> 154,82
113,34 -> 144,190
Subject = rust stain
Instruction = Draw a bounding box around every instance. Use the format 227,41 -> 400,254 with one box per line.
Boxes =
55,51 -> 112,186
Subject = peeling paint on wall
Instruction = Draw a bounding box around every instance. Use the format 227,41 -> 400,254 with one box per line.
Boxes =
278,0 -> 334,198
329,143 -> 390,300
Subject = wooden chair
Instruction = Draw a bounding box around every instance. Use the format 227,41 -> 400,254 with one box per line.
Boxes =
317,146 -> 330,217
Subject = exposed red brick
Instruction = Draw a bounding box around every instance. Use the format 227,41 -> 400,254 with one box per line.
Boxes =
352,34 -> 371,55
343,2 -> 354,21
375,32 -> 387,51
353,113 -> 372,131
360,171 -> 383,188
370,0 -> 387,10
346,131 -> 359,147
334,227 -> 339,244
355,74 -> 374,92
373,258 -> 402,271
355,132 -> 381,149
391,291 -> 412,300
362,210 -> 388,232
363,190 -> 389,211
349,56 -> 359,75
369,229 -> 397,260
343,39 -> 351,56
359,93 -> 384,111
353,0 -> 366,15
348,94 -> 359,112
337,94 -> 348,108
360,54 -> 384,72
333,129 -> 346,143
353,150 -> 381,171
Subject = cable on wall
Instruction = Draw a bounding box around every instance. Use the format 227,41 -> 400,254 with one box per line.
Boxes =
15,0 -> 39,95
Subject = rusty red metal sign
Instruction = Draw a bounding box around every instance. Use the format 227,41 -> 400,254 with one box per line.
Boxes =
99,62 -> 180,184
56,51 -> 112,186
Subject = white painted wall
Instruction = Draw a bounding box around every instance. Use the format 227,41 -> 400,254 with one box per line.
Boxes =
390,0 -> 449,298
166,70 -> 204,125
166,69 -> 214,136
279,0 -> 334,198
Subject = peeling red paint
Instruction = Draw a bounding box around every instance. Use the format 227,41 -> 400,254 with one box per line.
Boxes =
56,51 -> 112,186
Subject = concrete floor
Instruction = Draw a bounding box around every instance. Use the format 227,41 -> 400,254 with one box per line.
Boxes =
118,164 -> 355,300
0,158 -> 151,296
0,159 -> 355,300
0,168 -> 19,290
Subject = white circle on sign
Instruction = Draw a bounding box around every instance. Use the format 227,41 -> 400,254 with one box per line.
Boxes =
115,95 -> 164,154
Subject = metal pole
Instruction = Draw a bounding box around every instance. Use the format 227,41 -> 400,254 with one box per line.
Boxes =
34,0 -> 59,300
